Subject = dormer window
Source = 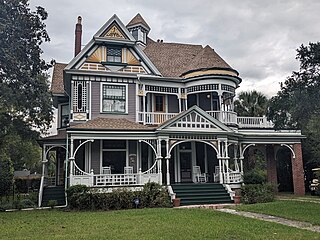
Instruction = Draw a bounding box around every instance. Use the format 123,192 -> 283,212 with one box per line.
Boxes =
107,47 -> 122,63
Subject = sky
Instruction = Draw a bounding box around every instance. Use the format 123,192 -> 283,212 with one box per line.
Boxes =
30,0 -> 320,97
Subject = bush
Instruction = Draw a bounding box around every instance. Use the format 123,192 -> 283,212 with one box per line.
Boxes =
241,183 -> 275,204
140,182 -> 171,208
47,200 -> 58,209
66,183 -> 171,210
20,198 -> 36,208
243,170 -> 267,184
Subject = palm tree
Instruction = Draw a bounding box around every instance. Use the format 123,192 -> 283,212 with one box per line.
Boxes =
234,90 -> 269,117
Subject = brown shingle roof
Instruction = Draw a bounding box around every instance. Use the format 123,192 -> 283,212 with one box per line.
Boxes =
126,13 -> 150,30
182,45 -> 231,75
69,118 -> 156,131
143,41 -> 203,77
143,41 -> 235,77
51,63 -> 67,95
39,130 -> 66,141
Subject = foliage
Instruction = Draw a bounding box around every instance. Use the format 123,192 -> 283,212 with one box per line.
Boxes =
243,170 -> 267,184
0,209 -> 319,239
0,152 -> 14,197
139,182 -> 171,208
234,90 -> 269,117
0,0 -> 53,171
15,178 -> 41,193
47,200 -> 58,209
241,183 -> 275,204
66,183 -> 171,211
268,42 -> 320,166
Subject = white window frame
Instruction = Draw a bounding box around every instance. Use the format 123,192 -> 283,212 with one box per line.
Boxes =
100,83 -> 128,114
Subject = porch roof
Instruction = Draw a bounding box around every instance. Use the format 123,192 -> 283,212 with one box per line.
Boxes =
37,130 -> 67,145
68,117 -> 157,131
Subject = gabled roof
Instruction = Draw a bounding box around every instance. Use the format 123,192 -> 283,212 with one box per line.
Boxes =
157,105 -> 234,133
51,63 -> 67,95
143,41 -> 236,78
68,117 -> 156,131
126,13 -> 150,31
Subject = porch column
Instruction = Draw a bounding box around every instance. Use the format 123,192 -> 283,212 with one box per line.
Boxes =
266,144 -> 278,191
225,140 -> 230,184
292,143 -> 305,196
165,139 -> 170,186
218,158 -> 223,184
69,138 -> 75,184
157,139 -> 162,185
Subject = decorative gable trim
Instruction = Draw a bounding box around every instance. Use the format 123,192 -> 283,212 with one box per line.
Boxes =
94,14 -> 135,41
157,105 -> 233,132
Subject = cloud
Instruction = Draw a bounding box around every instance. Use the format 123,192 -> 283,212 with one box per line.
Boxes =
30,0 -> 320,97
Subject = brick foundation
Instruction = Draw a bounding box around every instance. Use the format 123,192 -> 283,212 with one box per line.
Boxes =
292,143 -> 305,196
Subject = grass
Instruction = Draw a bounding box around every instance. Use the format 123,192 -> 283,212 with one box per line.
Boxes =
0,208 -> 319,239
236,200 -> 320,225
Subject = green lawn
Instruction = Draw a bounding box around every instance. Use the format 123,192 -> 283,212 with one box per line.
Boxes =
0,208 -> 319,239
236,200 -> 320,225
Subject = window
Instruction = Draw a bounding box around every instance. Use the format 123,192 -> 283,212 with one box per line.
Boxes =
154,95 -> 165,112
60,104 -> 69,128
132,29 -> 138,40
102,84 -> 127,113
107,47 -> 122,62
102,140 -> 127,174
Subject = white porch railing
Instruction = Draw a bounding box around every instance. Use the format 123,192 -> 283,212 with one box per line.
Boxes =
207,111 -> 237,125
237,116 -> 273,128
138,112 -> 177,125
214,166 -> 242,184
70,160 -> 161,187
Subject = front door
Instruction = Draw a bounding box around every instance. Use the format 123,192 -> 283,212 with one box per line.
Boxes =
180,152 -> 192,182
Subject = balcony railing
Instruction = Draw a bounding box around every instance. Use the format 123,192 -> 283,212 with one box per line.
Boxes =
137,111 -> 273,128
237,116 -> 273,128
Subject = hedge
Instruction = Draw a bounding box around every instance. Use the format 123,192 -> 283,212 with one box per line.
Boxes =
66,182 -> 171,210
241,183 -> 275,204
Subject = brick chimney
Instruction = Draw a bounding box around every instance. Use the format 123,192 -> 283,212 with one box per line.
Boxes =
74,16 -> 82,57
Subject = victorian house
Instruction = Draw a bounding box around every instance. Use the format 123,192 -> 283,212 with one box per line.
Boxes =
39,14 -> 305,207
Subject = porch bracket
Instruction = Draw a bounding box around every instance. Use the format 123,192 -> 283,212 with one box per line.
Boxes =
281,144 -> 296,159
72,139 -> 94,158
240,143 -> 256,158
139,139 -> 158,158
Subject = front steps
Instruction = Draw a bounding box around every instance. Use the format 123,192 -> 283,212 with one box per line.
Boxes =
41,186 -> 66,207
171,183 -> 233,206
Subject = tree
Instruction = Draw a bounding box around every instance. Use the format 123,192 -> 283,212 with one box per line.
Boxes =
268,42 -> 320,165
0,152 -> 14,198
0,1 -> 52,170
234,90 -> 269,117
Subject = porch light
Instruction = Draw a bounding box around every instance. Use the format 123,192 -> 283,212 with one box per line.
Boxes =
206,94 -> 211,99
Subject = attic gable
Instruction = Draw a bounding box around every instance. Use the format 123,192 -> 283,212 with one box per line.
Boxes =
158,106 -> 233,132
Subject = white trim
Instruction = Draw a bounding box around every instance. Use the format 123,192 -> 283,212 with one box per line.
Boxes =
100,82 -> 128,114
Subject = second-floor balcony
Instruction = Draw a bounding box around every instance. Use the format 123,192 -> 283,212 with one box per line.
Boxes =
137,111 -> 273,128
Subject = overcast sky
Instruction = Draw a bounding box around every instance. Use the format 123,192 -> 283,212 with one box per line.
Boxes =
30,0 -> 320,97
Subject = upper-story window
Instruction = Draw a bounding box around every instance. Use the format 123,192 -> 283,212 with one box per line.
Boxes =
107,47 -> 122,63
102,84 -> 127,113
60,104 -> 69,128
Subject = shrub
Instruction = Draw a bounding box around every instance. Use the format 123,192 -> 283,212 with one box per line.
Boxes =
140,182 -> 171,208
47,200 -> 58,209
20,198 -> 36,208
243,170 -> 267,184
241,183 -> 275,204
66,183 -> 171,210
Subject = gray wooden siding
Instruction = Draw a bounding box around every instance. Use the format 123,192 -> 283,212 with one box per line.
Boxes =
91,140 -> 100,174
168,95 -> 179,113
90,82 -> 136,121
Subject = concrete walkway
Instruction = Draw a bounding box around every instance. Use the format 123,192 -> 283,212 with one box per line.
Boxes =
216,208 -> 320,233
